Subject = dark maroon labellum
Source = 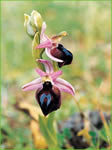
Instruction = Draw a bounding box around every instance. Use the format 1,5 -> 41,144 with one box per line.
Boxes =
51,44 -> 73,67
36,81 -> 61,116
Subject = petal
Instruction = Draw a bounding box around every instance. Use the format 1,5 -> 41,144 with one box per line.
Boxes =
36,39 -> 52,49
50,70 -> 63,80
36,22 -> 52,49
40,22 -> 47,39
54,78 -> 75,96
51,31 -> 68,43
37,59 -> 54,74
35,68 -> 47,77
22,78 -> 42,91
45,48 -> 63,63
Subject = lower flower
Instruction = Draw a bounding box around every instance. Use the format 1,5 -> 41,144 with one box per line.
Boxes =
22,59 -> 75,116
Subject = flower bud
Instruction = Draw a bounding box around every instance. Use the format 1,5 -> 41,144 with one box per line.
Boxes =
36,81 -> 61,116
24,10 -> 43,37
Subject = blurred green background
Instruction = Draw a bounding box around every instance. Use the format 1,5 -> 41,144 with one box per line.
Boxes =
1,1 -> 111,149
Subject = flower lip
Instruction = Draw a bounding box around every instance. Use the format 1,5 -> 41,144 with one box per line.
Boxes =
36,85 -> 61,116
51,44 -> 73,67
43,81 -> 52,90
57,44 -> 63,49
57,44 -> 73,59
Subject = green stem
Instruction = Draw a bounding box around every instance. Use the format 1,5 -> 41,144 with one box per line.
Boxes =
52,61 -> 58,71
39,115 -> 58,148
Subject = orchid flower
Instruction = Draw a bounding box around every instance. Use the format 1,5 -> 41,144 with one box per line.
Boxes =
22,59 -> 75,116
36,22 -> 73,67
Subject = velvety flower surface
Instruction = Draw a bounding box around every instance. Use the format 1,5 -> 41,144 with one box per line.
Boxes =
36,22 -> 73,67
51,44 -> 73,67
22,59 -> 75,116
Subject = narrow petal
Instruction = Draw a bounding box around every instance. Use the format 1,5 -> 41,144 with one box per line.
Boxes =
22,78 -> 42,91
40,22 -> 47,39
36,22 -> 52,49
37,59 -> 54,74
45,48 -> 63,63
50,70 -> 63,80
54,78 -> 75,96
36,39 -> 52,49
35,68 -> 47,77
51,31 -> 68,43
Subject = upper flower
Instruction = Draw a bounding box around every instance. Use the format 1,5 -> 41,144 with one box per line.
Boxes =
36,23 -> 73,67
24,10 -> 43,37
22,59 -> 75,116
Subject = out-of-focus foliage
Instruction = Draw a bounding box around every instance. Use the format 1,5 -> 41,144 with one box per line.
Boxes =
1,1 -> 111,149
